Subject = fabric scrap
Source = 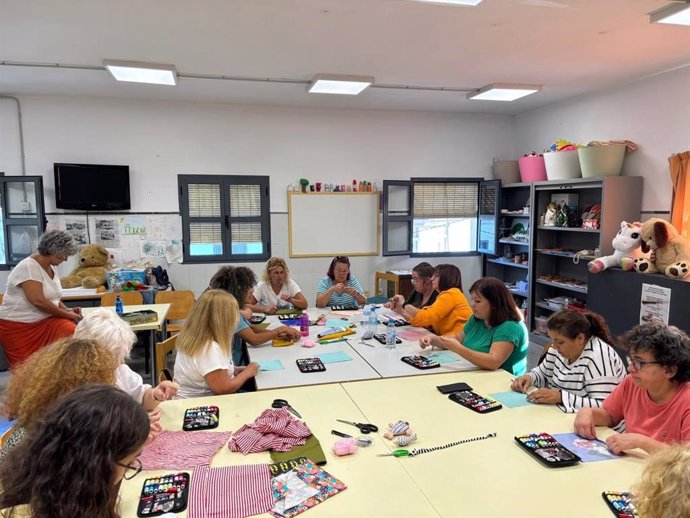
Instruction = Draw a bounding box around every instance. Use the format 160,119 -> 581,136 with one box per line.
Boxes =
139,430 -> 232,470
229,408 -> 311,455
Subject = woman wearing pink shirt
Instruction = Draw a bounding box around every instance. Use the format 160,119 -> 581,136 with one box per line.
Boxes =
574,323 -> 690,454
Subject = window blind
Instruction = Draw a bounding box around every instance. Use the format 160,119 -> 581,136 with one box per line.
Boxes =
228,184 -> 261,218
413,182 -> 478,218
188,184 -> 221,218
189,222 -> 222,247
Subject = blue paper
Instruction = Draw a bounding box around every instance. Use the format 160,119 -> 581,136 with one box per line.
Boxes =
315,351 -> 353,364
551,433 -> 622,462
425,351 -> 462,365
259,359 -> 285,371
488,391 -> 534,408
326,318 -> 350,329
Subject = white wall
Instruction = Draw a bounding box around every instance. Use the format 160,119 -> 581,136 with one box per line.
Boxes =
0,96 -> 515,298
514,64 -> 690,214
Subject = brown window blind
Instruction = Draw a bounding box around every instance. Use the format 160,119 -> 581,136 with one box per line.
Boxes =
413,182 -> 478,218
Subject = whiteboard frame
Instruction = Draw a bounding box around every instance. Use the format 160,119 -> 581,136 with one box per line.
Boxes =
288,192 -> 380,258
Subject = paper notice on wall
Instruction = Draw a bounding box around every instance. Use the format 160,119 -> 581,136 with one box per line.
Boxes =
65,217 -> 88,245
120,216 -> 147,236
165,240 -> 183,264
640,283 -> 671,325
140,240 -> 166,257
95,219 -> 120,247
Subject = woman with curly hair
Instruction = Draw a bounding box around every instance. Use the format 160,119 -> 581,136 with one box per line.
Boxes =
0,337 -> 117,458
0,230 -> 81,367
246,257 -> 308,314
0,384 -> 150,518
635,444 -> 690,518
574,323 -> 690,454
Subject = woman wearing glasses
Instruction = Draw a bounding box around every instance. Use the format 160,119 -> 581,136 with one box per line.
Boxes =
574,323 -> 690,454
246,257 -> 308,314
385,262 -> 438,310
316,256 -> 366,308
0,384 -> 150,518
510,309 -> 626,412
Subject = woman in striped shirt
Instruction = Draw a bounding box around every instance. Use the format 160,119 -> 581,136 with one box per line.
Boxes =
511,309 -> 626,412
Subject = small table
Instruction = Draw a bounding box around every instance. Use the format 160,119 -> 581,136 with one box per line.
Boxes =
374,271 -> 413,299
82,303 -> 170,385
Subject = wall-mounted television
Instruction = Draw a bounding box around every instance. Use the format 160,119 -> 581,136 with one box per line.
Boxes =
54,163 -> 131,211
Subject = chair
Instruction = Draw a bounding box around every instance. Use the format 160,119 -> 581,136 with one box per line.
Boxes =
155,334 -> 177,383
154,290 -> 195,338
366,296 -> 388,304
101,291 -> 144,306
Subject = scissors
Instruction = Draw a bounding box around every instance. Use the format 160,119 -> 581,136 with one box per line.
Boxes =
271,399 -> 302,419
336,419 -> 378,434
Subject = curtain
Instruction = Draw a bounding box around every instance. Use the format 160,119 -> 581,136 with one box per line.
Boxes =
670,151 -> 690,239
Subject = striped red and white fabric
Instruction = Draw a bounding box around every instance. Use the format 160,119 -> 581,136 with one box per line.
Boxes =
139,430 -> 232,470
228,408 -> 311,454
188,463 -> 273,518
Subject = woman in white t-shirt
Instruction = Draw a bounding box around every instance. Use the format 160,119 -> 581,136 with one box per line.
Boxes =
0,230 -> 82,367
174,289 -> 259,399
246,257 -> 308,314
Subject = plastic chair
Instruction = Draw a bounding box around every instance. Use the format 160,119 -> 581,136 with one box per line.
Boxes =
101,291 -> 144,306
155,334 -> 177,383
154,290 -> 195,338
366,296 -> 388,304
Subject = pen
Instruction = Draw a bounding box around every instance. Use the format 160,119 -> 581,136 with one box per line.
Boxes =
319,338 -> 346,344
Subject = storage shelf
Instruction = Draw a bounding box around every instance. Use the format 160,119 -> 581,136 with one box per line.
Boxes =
535,302 -> 560,312
529,332 -> 552,346
499,238 -> 529,246
536,249 -> 596,261
537,226 -> 600,233
507,287 -> 528,297
501,212 -> 530,217
487,258 -> 529,270
536,279 -> 588,294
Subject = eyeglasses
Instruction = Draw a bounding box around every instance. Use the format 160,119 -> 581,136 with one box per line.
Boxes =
334,268 -> 349,274
117,458 -> 142,480
627,356 -> 661,370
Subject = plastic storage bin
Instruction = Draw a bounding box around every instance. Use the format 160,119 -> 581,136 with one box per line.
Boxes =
106,269 -> 147,289
544,150 -> 581,180
578,145 -> 626,178
492,159 -> 521,184
518,155 -> 547,182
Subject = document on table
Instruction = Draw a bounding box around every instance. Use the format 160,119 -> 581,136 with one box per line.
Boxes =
488,391 -> 534,408
259,359 -> 285,371
315,351 -> 353,364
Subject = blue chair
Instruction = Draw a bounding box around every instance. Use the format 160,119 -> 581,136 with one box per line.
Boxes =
366,295 -> 388,304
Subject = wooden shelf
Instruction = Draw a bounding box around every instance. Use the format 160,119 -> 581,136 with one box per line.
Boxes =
537,226 -> 600,233
499,238 -> 529,246
487,258 -> 529,270
536,279 -> 588,294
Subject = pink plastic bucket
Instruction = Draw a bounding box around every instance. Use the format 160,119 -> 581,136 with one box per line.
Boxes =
518,155 -> 547,182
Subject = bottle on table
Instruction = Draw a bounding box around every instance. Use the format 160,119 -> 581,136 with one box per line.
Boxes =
361,305 -> 371,330
385,318 -> 397,349
368,305 -> 379,335
300,312 -> 309,337
115,295 -> 124,317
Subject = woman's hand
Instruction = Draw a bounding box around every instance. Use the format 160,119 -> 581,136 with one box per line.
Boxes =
526,388 -> 561,405
152,380 -> 179,402
240,307 -> 253,319
280,294 -> 291,302
511,375 -> 532,393
238,362 -> 260,378
605,433 -> 643,455
419,335 -> 436,349
334,283 -> 346,294
574,408 -> 597,439
278,326 -> 301,340
264,305 -> 277,315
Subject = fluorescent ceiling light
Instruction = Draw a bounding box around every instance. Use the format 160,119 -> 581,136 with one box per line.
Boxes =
104,60 -> 178,86
308,74 -> 374,95
650,1 -> 690,26
466,83 -> 542,102
407,0 -> 483,5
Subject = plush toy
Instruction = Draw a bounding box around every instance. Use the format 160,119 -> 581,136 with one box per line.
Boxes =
543,202 -> 558,227
588,221 -> 645,274
633,218 -> 690,279
60,244 -> 112,289
331,437 -> 358,456
383,420 -> 412,440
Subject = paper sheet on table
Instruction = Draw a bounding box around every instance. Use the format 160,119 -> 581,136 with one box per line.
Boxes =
424,351 -> 462,364
488,391 -> 534,408
315,351 -> 353,364
259,359 -> 285,371
397,328 -> 429,341
551,433 -> 622,462
255,322 -> 271,330
325,318 -> 350,329
327,310 -> 359,317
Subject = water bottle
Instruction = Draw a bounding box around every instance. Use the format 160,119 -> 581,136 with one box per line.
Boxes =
385,318 -> 397,349
361,305 -> 371,330
300,312 -> 309,337
115,295 -> 124,317
368,305 -> 379,335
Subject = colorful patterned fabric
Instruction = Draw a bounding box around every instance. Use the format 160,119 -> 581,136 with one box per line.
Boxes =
139,430 -> 232,470
229,408 -> 311,454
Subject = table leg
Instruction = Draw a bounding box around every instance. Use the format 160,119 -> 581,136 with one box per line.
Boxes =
149,329 -> 157,385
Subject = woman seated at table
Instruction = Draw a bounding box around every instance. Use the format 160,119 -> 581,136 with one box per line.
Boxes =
391,264 -> 470,336
174,289 -> 259,398
0,384 -> 150,518
574,322 -> 690,455
209,266 -> 301,361
0,230 -> 82,367
246,256 -> 308,314
384,262 -> 438,311
315,256 -> 366,308
74,308 -> 178,410
0,338 -> 117,458
419,276 -> 528,376
511,309 -> 626,412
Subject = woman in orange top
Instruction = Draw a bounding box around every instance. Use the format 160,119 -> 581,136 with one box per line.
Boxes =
390,264 -> 470,336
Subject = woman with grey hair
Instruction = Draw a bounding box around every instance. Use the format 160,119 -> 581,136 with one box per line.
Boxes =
0,230 -> 82,366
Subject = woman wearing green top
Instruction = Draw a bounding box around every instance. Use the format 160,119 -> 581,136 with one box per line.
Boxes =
419,276 -> 528,376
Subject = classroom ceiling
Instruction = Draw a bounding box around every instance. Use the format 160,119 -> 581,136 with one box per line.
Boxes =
2,0 -> 690,115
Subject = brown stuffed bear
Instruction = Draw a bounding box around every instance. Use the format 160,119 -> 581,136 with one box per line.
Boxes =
60,244 -> 112,289
633,218 -> 690,279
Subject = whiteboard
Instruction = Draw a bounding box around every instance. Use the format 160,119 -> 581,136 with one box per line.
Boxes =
288,192 -> 380,257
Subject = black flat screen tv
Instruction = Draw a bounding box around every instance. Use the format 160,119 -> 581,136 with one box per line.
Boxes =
54,163 -> 131,211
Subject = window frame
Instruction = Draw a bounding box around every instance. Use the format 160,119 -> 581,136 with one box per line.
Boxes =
178,174 -> 271,263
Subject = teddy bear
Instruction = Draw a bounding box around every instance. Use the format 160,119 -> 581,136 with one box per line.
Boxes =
588,221 -> 645,273
60,244 -> 112,289
633,218 -> 690,279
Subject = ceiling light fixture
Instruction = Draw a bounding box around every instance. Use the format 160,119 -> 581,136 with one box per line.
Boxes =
406,0 -> 483,5
103,60 -> 178,86
466,83 -> 542,102
649,1 -> 690,26
307,74 -> 374,95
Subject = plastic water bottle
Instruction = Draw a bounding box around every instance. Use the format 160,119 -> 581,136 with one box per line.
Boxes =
385,318 -> 397,349
361,305 -> 371,330
300,312 -> 309,337
115,295 -> 124,317
368,305 -> 379,335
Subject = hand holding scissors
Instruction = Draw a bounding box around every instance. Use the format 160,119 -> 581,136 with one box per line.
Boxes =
271,399 -> 302,419
336,419 -> 378,434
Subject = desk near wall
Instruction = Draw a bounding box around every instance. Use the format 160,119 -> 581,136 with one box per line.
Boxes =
374,271 -> 413,299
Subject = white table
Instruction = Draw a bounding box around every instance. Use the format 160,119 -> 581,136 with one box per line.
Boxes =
83,303 -> 170,385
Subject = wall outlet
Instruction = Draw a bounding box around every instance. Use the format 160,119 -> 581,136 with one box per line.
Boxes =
20,202 -> 31,211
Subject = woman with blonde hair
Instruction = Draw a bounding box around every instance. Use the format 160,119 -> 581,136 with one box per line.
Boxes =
635,444 -> 690,517
0,338 -> 117,458
173,289 -> 259,398
247,257 -> 308,314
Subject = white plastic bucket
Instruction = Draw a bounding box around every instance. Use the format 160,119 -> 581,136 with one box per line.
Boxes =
544,150 -> 581,180
492,159 -> 520,184
578,145 -> 626,178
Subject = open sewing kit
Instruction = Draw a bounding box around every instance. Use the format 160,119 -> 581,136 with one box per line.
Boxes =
182,406 -> 219,431
137,472 -> 189,516
448,390 -> 502,413
601,491 -> 639,518
120,310 -> 158,325
514,432 -> 581,467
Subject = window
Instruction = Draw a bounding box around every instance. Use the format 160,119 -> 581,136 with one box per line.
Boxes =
0,176 -> 46,269
178,175 -> 271,263
383,178 -> 479,257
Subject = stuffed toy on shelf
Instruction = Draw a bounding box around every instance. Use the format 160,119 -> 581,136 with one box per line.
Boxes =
60,244 -> 112,289
633,218 -> 690,279
588,221 -> 645,274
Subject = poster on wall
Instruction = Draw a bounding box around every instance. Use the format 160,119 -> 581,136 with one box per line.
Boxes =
140,240 -> 166,258
65,217 -> 87,245
95,219 -> 120,247
120,216 -> 147,236
640,283 -> 671,325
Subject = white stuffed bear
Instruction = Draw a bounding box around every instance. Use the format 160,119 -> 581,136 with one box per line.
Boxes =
588,221 -> 645,274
